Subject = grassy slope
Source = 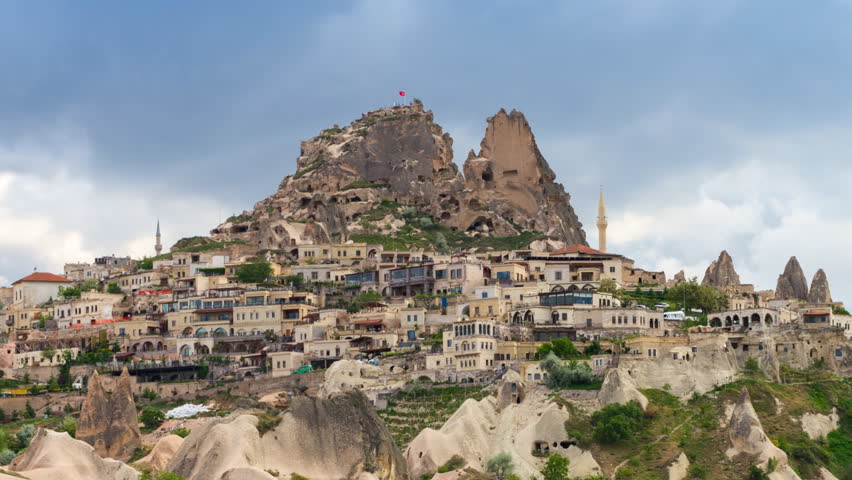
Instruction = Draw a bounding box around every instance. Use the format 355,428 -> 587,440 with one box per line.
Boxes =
555,368 -> 851,480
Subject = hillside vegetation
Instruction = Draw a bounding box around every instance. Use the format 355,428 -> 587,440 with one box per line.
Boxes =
554,366 -> 851,480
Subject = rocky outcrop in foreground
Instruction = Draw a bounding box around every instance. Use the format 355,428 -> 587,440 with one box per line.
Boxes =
76,368 -> 141,461
168,391 -> 407,480
406,377 -> 601,480
8,429 -> 138,480
211,102 -> 586,250
775,256 -> 809,301
726,388 -> 800,480
702,250 -> 741,287
137,434 -> 184,471
808,269 -> 832,304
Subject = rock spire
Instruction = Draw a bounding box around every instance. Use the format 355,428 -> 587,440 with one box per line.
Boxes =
76,368 -> 142,461
807,268 -> 832,304
701,250 -> 741,287
775,256 -> 809,301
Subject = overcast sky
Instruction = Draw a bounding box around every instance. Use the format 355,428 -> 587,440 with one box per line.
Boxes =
1,1 -> 851,303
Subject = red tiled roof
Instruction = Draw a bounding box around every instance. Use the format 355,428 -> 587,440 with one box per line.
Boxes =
13,272 -> 71,284
549,245 -> 605,255
352,319 -> 384,325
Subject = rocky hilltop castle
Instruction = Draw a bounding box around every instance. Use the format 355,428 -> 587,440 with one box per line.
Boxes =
210,100 -> 586,251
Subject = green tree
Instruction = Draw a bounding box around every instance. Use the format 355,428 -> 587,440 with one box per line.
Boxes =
284,275 -> 304,290
540,354 -> 595,390
537,338 -> 579,359
746,465 -> 769,480
597,278 -> 618,294
106,282 -> 123,294
0,449 -> 15,465
16,424 -> 34,447
584,340 -> 603,356
485,451 -> 514,480
539,454 -> 569,480
237,260 -> 273,284
591,401 -> 645,443
80,279 -> 99,292
58,286 -> 82,300
41,348 -> 56,362
433,232 -> 449,253
666,278 -> 728,313
58,350 -> 74,387
23,402 -> 35,419
140,407 -> 165,429
57,417 -> 77,438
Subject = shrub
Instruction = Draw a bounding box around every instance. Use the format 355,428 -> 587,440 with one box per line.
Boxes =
172,427 -> 191,438
744,357 -> 759,374
256,412 -> 282,436
537,338 -> 579,359
291,474 -> 310,480
142,388 -> 158,401
686,463 -> 707,479
540,353 -> 596,390
140,407 -> 165,430
746,465 -> 769,480
106,282 -> 123,294
539,454 -> 569,480
437,454 -> 466,473
615,468 -> 634,479
591,401 -> 645,444
485,451 -> 514,480
584,340 -> 602,356
16,424 -> 34,448
57,416 -> 77,438
0,448 -> 16,465
23,402 -> 35,419
236,260 -> 273,284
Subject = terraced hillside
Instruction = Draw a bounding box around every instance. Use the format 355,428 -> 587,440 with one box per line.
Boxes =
377,384 -> 491,449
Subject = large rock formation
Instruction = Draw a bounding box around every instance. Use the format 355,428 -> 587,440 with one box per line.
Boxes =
8,429 -> 139,480
168,391 -> 407,480
726,388 -> 800,480
807,269 -> 832,304
701,250 -> 741,287
137,434 -> 184,471
461,109 -> 586,243
775,256 -> 809,301
76,368 -> 142,461
210,102 -> 586,251
406,382 -> 601,479
597,368 -> 649,410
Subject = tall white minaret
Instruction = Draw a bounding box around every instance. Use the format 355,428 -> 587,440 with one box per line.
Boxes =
155,220 -> 162,256
596,188 -> 607,252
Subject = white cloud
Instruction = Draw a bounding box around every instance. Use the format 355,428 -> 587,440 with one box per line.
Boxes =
0,129 -> 237,285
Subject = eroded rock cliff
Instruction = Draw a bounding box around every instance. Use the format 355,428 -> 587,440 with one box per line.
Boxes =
168,391 -> 407,480
76,368 -> 142,461
211,102 -> 586,251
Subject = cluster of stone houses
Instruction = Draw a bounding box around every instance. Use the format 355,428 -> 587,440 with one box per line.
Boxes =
0,237 -> 849,382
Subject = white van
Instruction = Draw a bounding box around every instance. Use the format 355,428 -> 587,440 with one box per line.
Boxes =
663,311 -> 685,321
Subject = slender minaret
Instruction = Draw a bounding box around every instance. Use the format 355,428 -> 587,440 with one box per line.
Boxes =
155,220 -> 162,256
596,188 -> 607,252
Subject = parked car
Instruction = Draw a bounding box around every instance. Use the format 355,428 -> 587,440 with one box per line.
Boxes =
293,365 -> 313,374
654,302 -> 669,309
663,311 -> 685,321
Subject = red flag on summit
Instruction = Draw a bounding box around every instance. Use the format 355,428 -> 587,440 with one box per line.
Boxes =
399,91 -> 406,96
